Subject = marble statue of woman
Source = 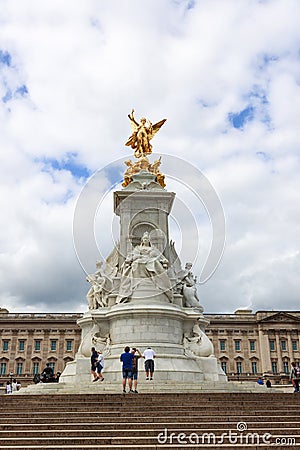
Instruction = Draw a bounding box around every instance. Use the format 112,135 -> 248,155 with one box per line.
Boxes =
86,261 -> 112,309
180,262 -> 203,311
116,232 -> 173,303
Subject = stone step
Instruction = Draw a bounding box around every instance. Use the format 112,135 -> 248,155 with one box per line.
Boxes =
0,426 -> 299,436
2,403 -> 299,414
12,390 -> 292,400
0,393 -> 298,449
0,434 -> 299,447
0,408 -> 300,416
1,421 -> 300,430
0,444 -> 300,450
17,380 -> 283,395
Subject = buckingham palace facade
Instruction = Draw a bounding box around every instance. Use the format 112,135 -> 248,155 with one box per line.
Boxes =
0,308 -> 299,386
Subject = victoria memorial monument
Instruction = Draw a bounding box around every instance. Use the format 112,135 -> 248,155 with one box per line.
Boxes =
60,110 -> 227,386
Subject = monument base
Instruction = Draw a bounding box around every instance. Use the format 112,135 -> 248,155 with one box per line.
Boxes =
59,301 -> 227,386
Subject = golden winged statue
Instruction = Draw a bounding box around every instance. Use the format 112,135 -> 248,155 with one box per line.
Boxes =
125,109 -> 166,158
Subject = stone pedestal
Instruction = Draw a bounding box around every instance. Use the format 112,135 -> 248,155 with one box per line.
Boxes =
60,301 -> 227,385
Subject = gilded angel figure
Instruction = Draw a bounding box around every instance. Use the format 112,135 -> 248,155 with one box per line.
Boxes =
125,109 -> 166,158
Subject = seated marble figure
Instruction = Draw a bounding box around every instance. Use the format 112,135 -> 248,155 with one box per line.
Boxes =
116,232 -> 173,303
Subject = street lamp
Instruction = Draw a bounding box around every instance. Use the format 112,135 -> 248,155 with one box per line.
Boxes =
9,372 -> 13,384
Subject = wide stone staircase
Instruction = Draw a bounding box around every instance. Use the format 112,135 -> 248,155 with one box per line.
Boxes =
0,392 -> 299,449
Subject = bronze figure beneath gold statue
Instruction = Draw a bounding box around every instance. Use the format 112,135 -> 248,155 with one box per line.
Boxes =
125,109 -> 166,158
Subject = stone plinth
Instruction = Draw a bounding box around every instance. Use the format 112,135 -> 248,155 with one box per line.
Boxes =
60,302 -> 226,385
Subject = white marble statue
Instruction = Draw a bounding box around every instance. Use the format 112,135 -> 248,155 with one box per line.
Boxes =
86,261 -> 113,309
91,332 -> 111,356
116,232 -> 173,303
183,322 -> 214,358
179,262 -> 202,310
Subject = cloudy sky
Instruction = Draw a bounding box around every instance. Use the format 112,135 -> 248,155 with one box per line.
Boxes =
0,0 -> 299,314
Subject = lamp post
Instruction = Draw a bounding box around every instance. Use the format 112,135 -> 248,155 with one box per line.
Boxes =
9,372 -> 13,384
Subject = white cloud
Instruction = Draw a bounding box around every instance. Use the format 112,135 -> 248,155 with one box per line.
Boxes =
0,0 -> 299,313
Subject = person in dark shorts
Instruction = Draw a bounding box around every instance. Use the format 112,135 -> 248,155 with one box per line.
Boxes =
290,361 -> 300,393
143,347 -> 156,380
120,346 -> 134,393
96,350 -> 105,382
91,347 -> 101,382
131,347 -> 142,393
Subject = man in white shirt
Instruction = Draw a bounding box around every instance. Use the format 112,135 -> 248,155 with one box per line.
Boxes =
143,347 -> 156,380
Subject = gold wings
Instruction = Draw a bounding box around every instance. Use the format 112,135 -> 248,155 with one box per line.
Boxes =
149,118 -> 167,140
125,109 -> 166,149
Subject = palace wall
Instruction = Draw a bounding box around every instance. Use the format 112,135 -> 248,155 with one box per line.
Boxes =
0,308 -> 299,387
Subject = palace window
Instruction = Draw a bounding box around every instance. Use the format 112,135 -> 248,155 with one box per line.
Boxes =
269,340 -> 275,351
281,340 -> 287,351
19,340 -> 25,351
220,340 -> 226,351
0,362 -> 6,374
271,361 -> 278,374
251,361 -> 258,374
292,340 -> 298,351
235,340 -> 241,351
236,361 -> 242,374
2,340 -> 9,351
221,361 -> 227,373
283,361 -> 289,374
66,340 -> 72,351
32,362 -> 39,375
50,340 -> 57,351
34,340 -> 41,351
16,362 -> 23,375
250,340 -> 255,351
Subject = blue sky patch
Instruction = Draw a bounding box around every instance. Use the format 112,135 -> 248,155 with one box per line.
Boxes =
228,106 -> 254,129
2,89 -> 12,103
40,153 -> 91,179
2,84 -> 29,103
15,84 -> 28,96
0,50 -> 11,66
103,164 -> 124,186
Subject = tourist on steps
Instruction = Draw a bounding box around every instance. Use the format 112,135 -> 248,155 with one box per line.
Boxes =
120,346 -> 134,393
91,347 -> 103,382
143,347 -> 156,380
131,347 -> 142,393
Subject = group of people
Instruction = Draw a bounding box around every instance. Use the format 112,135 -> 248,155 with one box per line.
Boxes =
256,362 -> 300,392
90,345 -> 156,393
120,346 -> 156,394
5,378 -> 20,394
257,377 -> 271,387
31,363 -> 61,384
90,347 -> 104,382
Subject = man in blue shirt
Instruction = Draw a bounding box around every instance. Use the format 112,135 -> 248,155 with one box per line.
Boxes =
120,346 -> 134,393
